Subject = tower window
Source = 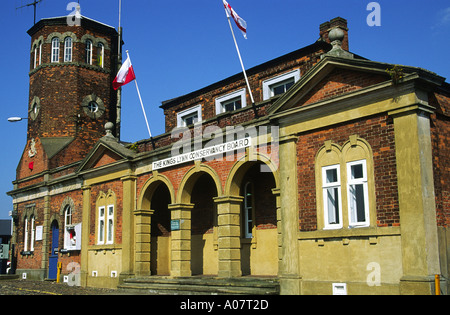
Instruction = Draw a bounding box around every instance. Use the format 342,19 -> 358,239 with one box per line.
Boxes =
64,37 -> 73,62
97,43 -> 104,68
88,101 -> 99,113
86,40 -> 93,65
51,37 -> 60,63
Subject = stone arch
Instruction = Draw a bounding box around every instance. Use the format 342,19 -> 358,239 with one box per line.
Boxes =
225,151 -> 280,197
59,197 -> 76,216
177,163 -> 223,204
138,173 -> 175,210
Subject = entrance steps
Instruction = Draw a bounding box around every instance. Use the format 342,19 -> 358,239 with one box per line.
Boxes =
118,276 -> 280,295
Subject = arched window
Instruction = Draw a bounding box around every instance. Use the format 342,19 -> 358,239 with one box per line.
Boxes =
315,136 -> 376,230
38,41 -> 42,66
64,37 -> 73,62
24,217 -> 29,252
64,205 -> 76,250
97,43 -> 104,68
96,190 -> 116,245
85,40 -> 93,65
33,45 -> 37,69
51,37 -> 60,63
30,216 -> 35,252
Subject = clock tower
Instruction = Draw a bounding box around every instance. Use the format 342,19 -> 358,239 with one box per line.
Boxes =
18,15 -> 121,178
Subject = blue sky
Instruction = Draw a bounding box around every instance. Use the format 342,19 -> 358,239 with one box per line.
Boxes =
0,0 -> 449,219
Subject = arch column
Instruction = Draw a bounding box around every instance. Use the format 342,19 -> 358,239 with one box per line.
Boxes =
134,209 -> 154,277
169,203 -> 194,277
215,196 -> 244,278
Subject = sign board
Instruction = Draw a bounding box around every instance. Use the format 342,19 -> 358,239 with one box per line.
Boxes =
0,244 -> 9,259
35,226 -> 43,241
171,220 -> 181,231
152,137 -> 251,171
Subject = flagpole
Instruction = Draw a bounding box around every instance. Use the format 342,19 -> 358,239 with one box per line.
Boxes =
225,11 -> 255,105
126,50 -> 152,139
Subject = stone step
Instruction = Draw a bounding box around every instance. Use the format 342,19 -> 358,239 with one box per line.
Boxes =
118,276 -> 280,295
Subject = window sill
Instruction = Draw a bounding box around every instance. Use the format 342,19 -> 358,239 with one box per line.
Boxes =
298,225 -> 401,241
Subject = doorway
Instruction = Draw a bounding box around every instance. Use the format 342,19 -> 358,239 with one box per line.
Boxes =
48,220 -> 59,280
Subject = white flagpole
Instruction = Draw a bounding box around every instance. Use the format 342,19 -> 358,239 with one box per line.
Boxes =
126,50 -> 152,139
224,9 -> 255,105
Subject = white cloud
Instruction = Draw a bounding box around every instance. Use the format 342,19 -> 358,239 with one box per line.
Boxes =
436,7 -> 450,27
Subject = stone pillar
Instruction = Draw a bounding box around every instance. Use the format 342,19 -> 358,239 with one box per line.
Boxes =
121,175 -> 137,281
215,196 -> 244,278
278,135 -> 301,295
169,203 -> 193,277
392,108 -> 441,295
80,185 -> 91,287
272,188 -> 282,275
134,209 -> 154,276
41,195 -> 50,275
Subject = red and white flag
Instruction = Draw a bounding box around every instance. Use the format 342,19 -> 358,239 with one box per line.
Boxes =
113,55 -> 136,90
223,0 -> 247,39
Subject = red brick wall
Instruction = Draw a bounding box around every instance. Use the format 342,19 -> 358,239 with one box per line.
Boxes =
162,47 -> 327,133
430,89 -> 450,228
300,68 -> 388,107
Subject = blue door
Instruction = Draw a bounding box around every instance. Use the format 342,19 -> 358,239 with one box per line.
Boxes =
48,221 -> 59,280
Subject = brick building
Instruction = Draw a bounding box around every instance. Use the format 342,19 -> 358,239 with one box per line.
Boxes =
7,15 -> 450,295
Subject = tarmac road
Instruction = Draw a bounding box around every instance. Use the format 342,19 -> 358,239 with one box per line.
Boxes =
0,279 -> 119,295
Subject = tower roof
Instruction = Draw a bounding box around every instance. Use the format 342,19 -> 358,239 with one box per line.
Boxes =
27,15 -> 118,37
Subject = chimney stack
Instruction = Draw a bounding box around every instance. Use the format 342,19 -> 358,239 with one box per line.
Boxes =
319,17 -> 349,51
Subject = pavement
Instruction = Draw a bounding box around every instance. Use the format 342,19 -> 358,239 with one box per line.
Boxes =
0,278 -> 120,295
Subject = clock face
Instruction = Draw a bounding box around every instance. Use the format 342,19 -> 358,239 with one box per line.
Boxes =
82,94 -> 105,119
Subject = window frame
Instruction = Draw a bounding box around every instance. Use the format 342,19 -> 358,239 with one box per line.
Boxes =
106,205 -> 114,245
215,88 -> 247,115
97,206 -> 105,245
30,216 -> 35,252
322,164 -> 343,230
24,217 -> 29,252
33,46 -> 37,69
64,37 -> 73,62
64,205 -> 76,250
85,40 -> 93,65
346,159 -> 370,228
262,69 -> 300,100
177,105 -> 202,127
51,37 -> 60,63
97,43 -> 104,68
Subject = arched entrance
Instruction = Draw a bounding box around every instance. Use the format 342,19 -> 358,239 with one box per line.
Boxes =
176,166 -> 222,276
150,183 -> 171,275
240,162 -> 278,275
226,158 -> 279,276
190,173 -> 218,275
137,176 -> 174,276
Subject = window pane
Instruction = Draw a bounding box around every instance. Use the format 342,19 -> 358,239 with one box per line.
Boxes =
285,80 -> 295,90
326,168 -> 338,183
273,84 -> 286,96
183,113 -> 198,126
349,184 -> 366,223
351,164 -> 364,179
326,187 -> 340,224
108,219 -> 113,242
99,221 -> 104,242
